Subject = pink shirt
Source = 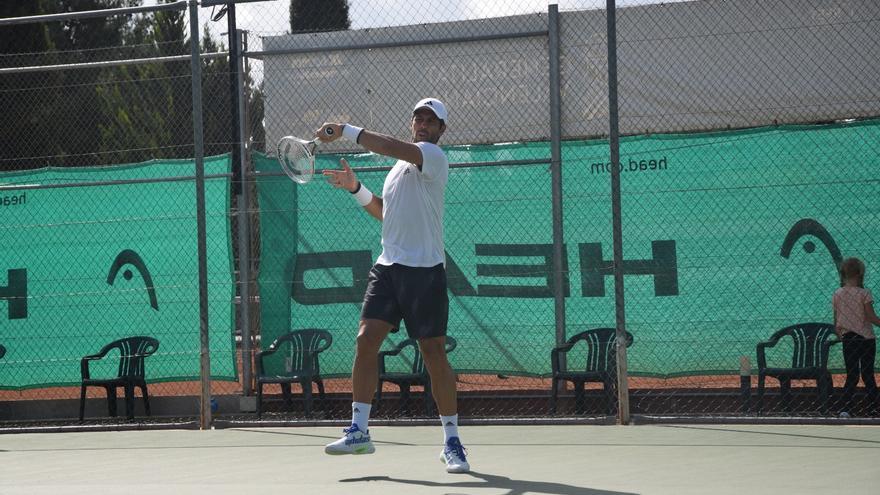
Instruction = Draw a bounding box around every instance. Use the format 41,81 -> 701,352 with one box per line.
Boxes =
832,286 -> 875,339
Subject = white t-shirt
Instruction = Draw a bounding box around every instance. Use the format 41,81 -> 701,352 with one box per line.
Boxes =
376,141 -> 448,267
833,286 -> 876,339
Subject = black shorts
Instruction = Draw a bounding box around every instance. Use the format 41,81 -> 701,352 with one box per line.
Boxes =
361,263 -> 448,339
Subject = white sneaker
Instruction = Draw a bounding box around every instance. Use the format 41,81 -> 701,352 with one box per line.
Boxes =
439,436 -> 470,473
324,424 -> 375,455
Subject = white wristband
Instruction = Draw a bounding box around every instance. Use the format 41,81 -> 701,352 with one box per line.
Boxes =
342,124 -> 364,143
351,182 -> 372,206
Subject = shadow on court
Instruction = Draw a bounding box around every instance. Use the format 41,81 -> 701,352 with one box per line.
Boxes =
340,471 -> 639,495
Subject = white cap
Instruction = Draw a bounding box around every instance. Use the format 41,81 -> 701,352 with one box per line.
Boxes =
413,97 -> 447,122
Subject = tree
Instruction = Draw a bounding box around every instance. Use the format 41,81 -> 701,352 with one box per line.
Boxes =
95,6 -> 267,165
0,2 -> 60,170
0,1 -> 140,169
247,82 -> 266,153
49,1 -> 137,166
290,0 -> 351,33
46,0 -> 131,56
200,25 -> 233,159
94,1 -> 188,164
1,0 -> 266,168
0,2 -> 54,55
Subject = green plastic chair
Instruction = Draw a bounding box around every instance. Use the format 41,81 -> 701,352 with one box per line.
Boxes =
79,336 -> 160,421
376,336 -> 457,417
256,329 -> 333,417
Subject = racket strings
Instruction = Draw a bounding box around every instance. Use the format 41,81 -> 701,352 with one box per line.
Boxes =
277,137 -> 315,183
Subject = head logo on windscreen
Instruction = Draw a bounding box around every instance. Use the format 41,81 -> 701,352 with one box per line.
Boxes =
107,249 -> 159,311
780,218 -> 842,269
0,268 -> 27,319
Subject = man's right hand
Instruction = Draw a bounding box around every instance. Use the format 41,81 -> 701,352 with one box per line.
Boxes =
315,123 -> 344,142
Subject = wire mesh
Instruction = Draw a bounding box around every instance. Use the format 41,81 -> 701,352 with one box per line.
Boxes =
0,2 -> 239,427
612,0 -> 880,419
1,0 -> 878,428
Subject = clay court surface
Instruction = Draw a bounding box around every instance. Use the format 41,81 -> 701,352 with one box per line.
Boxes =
1,373 -> 851,401
2,423 -> 878,494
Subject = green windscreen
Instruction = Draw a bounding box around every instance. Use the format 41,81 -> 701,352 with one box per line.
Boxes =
255,120 -> 880,378
0,155 -> 236,389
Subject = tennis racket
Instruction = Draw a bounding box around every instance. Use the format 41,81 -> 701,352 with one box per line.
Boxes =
276,127 -> 334,184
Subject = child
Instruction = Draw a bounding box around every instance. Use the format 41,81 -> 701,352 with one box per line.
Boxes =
832,257 -> 880,416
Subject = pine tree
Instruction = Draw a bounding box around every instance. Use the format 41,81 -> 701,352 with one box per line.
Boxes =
48,1 -> 136,166
95,3 -> 186,164
0,0 -> 265,168
0,1 -> 60,170
0,1 -> 142,168
200,25 -> 233,158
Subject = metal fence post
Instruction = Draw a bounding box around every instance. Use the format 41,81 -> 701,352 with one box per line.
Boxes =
548,5 -> 566,358
235,28 -> 254,398
606,0 -> 630,425
228,3 -> 242,196
189,0 -> 212,430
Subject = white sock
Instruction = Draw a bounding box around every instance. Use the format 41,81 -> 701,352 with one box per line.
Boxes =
441,414 -> 459,442
352,402 -> 371,431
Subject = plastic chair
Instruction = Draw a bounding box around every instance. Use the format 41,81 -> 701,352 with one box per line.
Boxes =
376,336 -> 457,416
756,322 -> 839,415
79,336 -> 160,421
256,329 -> 333,417
551,327 -> 633,415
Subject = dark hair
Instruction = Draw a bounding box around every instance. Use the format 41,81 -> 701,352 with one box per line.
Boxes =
416,117 -> 445,127
839,257 -> 865,288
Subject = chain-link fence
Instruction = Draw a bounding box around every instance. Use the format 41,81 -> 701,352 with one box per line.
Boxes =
1,0 -> 878,429
0,1 -> 234,429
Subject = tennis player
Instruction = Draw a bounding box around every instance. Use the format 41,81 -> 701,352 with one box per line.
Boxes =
316,98 -> 469,473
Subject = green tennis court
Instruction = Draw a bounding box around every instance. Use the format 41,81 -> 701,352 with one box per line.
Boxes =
2,424 -> 877,494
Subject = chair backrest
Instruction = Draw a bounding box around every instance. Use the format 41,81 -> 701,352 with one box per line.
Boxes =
262,329 -> 333,377
384,337 -> 457,376
771,322 -> 837,369
102,336 -> 160,378
405,339 -> 426,376
565,327 -> 633,373
0,344 -> 5,359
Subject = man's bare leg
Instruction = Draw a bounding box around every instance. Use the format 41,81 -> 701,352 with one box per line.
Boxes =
325,318 -> 392,455
420,336 -> 470,473
419,336 -> 457,415
352,319 -> 394,403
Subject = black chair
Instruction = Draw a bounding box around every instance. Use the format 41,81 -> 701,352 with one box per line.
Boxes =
376,336 -> 457,416
79,336 -> 160,421
256,329 -> 333,417
756,322 -> 839,415
551,327 -> 633,415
